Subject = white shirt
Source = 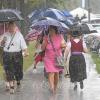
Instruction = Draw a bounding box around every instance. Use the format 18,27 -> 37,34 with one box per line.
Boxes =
3,31 -> 27,52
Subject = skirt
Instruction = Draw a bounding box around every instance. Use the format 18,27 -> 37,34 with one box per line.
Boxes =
69,54 -> 87,82
3,51 -> 23,81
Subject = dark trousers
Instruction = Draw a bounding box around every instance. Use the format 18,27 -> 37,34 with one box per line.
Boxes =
3,51 -> 23,81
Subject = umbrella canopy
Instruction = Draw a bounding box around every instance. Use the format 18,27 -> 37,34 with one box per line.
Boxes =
43,8 -> 66,21
0,9 -> 23,22
26,17 -> 69,40
28,8 -> 45,22
31,17 -> 69,29
70,7 -> 96,18
43,8 -> 74,27
71,23 -> 97,34
80,23 -> 97,34
25,29 -> 43,41
28,8 -> 74,27
62,10 -> 73,17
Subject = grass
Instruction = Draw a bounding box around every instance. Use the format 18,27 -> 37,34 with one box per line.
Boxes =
91,53 -> 100,74
0,41 -> 36,79
23,41 -> 36,71
0,48 -> 4,80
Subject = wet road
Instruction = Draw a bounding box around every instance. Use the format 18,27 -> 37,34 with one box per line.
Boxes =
0,54 -> 100,100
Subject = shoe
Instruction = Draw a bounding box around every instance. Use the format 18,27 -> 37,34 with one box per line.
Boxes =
80,81 -> 84,89
17,81 -> 20,86
74,82 -> 77,90
64,74 -> 70,78
74,84 -> 77,90
10,86 -> 14,94
33,68 -> 37,73
17,81 -> 21,88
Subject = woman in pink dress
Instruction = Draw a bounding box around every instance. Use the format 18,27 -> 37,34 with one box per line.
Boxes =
42,25 -> 66,94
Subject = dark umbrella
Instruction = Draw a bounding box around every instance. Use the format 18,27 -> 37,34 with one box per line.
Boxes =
26,17 -> 69,40
43,8 -> 74,27
0,9 -> 23,22
43,8 -> 66,21
28,9 -> 45,22
62,10 -> 72,17
71,23 -> 97,34
80,23 -> 97,34
31,17 -> 69,29
31,17 -> 69,36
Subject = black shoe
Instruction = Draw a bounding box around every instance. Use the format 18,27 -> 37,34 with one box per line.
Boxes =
80,81 -> 84,89
74,84 -> 77,90
17,81 -> 20,86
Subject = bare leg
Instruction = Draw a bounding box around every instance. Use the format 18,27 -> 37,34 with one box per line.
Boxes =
48,73 -> 55,93
54,72 -> 59,92
9,81 -> 14,94
5,81 -> 10,91
33,61 -> 37,69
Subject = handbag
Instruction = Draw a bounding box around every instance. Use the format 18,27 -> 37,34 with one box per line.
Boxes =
49,35 -> 64,69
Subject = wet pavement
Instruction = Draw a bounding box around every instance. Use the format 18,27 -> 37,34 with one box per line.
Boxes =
0,54 -> 100,100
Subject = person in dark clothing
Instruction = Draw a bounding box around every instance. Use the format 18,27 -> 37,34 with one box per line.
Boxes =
64,30 -> 88,90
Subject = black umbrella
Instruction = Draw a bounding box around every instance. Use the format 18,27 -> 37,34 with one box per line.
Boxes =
71,23 -> 97,34
80,23 -> 97,34
0,9 -> 23,22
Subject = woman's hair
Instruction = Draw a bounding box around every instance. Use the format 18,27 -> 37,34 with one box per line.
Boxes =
8,21 -> 15,26
70,24 -> 82,37
71,30 -> 82,37
48,25 -> 58,34
37,35 -> 43,44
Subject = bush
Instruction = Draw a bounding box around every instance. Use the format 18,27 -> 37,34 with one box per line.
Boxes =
91,53 -> 100,74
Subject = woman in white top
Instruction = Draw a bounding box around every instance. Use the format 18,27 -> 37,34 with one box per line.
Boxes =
1,22 -> 29,94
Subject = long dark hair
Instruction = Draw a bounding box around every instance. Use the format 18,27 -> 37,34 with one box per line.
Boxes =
48,25 -> 58,34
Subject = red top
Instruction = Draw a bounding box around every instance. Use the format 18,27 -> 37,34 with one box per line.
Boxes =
71,39 -> 83,53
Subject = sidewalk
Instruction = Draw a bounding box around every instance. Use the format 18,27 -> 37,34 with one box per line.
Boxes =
0,54 -> 100,100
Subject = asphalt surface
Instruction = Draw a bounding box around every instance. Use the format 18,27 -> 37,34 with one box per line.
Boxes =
0,54 -> 100,100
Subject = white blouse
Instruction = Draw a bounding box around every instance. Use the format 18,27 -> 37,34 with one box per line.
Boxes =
3,31 -> 27,52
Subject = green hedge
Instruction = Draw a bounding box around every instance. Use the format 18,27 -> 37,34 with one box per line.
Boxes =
91,53 -> 100,74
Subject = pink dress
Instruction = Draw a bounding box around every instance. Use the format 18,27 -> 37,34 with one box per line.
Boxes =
43,34 -> 63,72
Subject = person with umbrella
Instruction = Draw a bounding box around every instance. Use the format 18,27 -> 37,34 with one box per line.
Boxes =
64,28 -> 88,90
1,21 -> 29,94
41,25 -> 66,94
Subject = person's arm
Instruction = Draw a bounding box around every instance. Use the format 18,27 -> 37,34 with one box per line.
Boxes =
83,41 -> 89,53
0,34 -> 7,47
20,34 -> 29,57
61,35 -> 66,48
64,46 -> 70,62
22,48 -> 29,57
64,44 -> 70,77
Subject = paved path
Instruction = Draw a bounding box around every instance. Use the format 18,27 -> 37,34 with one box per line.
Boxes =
0,54 -> 100,100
